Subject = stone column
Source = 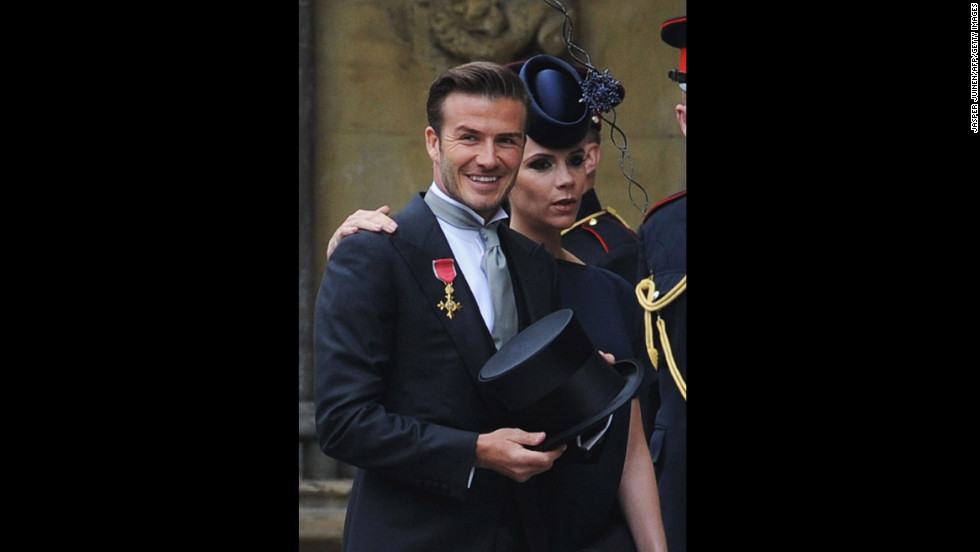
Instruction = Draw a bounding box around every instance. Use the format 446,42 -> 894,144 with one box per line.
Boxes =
299,0 -> 317,479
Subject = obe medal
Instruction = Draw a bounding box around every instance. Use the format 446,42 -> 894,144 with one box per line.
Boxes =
433,258 -> 462,319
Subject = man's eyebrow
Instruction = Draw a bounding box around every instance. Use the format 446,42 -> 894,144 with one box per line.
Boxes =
452,125 -> 481,135
451,126 -> 523,140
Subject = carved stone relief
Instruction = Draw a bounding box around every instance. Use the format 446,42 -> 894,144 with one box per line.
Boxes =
388,0 -> 579,73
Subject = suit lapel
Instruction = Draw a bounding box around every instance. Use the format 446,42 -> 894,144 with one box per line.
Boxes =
392,195 -> 497,383
499,225 -> 559,329
392,195 -> 560,385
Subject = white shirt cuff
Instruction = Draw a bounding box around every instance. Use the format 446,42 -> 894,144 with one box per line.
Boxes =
576,414 -> 614,451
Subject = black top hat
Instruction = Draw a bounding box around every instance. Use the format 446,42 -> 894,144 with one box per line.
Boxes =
661,15 -> 686,92
478,309 -> 643,451
506,55 -> 591,150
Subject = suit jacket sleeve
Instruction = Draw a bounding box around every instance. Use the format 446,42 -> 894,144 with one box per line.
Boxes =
313,228 -> 480,501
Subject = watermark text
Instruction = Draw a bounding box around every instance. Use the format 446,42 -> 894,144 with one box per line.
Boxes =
972,3 -> 978,132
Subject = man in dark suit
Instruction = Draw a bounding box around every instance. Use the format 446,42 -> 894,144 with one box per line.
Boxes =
314,61 -> 567,552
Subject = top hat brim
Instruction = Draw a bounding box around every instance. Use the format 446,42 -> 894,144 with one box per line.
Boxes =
527,358 -> 643,452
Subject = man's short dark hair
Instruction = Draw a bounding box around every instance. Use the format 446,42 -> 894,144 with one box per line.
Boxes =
586,120 -> 601,145
426,61 -> 531,138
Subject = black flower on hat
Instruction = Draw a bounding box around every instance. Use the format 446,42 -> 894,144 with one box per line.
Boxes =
580,68 -> 624,117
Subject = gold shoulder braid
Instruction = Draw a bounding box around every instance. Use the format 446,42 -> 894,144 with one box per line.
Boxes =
560,207 -> 632,236
635,275 -> 687,401
603,207 -> 632,229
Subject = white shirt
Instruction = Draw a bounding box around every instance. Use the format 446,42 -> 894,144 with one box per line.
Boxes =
428,183 -> 508,335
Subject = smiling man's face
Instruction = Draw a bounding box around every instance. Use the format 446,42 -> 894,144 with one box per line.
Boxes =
426,92 -> 526,222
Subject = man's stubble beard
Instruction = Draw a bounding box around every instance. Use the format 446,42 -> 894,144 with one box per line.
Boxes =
437,147 -> 518,219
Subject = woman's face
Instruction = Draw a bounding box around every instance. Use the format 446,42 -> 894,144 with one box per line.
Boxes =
508,135 -> 593,240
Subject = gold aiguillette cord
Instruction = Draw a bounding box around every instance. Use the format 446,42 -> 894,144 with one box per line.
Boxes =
635,275 -> 687,401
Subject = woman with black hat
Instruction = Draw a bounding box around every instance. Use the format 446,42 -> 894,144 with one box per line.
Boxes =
503,54 -> 665,552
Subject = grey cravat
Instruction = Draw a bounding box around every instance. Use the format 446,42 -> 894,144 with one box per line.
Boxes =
425,192 -> 518,349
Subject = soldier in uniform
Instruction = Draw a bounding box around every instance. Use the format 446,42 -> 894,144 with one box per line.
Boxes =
635,14 -> 687,552
560,100 -> 641,286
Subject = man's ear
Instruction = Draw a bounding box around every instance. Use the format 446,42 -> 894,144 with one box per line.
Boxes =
585,142 -> 602,175
675,103 -> 687,138
425,127 -> 440,161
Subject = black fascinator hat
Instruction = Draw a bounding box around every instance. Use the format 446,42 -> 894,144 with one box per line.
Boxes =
506,55 -> 591,149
